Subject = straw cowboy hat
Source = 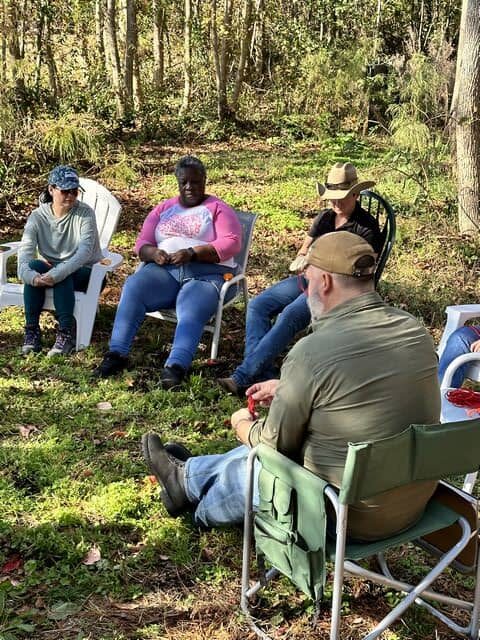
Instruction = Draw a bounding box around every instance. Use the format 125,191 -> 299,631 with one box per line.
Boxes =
316,162 -> 375,200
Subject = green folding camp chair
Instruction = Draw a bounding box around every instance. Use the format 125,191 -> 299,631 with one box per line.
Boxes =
241,420 -> 480,639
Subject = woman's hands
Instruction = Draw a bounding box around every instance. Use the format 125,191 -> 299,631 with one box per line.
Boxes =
140,245 -> 198,266
33,273 -> 55,287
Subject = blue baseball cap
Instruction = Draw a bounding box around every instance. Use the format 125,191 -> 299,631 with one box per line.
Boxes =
48,165 -> 83,190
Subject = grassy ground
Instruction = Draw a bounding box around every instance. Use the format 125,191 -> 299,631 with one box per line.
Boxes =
0,137 -> 479,640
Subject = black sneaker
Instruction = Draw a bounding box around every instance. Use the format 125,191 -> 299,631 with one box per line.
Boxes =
93,351 -> 128,378
22,325 -> 42,355
159,364 -> 186,389
47,328 -> 75,357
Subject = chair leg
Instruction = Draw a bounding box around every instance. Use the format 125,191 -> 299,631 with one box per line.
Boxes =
330,503 -> 348,640
74,304 -> 97,350
210,305 -> 224,360
463,472 -> 478,494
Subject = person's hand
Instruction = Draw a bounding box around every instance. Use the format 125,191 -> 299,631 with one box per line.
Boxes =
231,408 -> 254,444
289,254 -> 307,273
153,249 -> 170,265
245,379 -> 279,407
33,274 -> 54,287
168,249 -> 193,265
470,339 -> 480,353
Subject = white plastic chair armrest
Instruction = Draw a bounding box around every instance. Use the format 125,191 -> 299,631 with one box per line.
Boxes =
440,352 -> 480,389
84,251 -> 123,297
218,272 -> 246,305
0,241 -> 21,258
0,241 -> 21,285
438,304 -> 480,358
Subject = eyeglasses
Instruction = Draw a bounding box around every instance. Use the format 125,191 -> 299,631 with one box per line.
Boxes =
53,186 -> 78,195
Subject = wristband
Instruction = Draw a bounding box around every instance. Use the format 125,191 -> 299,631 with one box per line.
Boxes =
187,247 -> 197,261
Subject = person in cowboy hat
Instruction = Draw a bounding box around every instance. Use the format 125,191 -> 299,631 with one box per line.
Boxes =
217,161 -> 383,396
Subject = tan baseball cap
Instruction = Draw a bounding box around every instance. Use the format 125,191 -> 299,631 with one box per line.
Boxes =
305,231 -> 376,277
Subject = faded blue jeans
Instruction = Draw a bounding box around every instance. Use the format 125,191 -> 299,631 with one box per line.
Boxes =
185,445 -> 260,527
232,276 -> 311,387
109,262 -> 234,370
438,325 -> 480,388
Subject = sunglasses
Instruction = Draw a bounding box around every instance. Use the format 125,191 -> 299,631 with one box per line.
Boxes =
53,186 -> 78,195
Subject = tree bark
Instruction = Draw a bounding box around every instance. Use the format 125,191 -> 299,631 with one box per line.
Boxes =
124,0 -> 136,114
152,0 -> 165,90
105,0 -> 125,117
231,0 -> 255,112
179,0 -> 192,115
455,0 -> 480,233
95,0 -> 106,65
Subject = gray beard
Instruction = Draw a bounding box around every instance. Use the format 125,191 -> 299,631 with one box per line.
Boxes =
307,292 -> 325,321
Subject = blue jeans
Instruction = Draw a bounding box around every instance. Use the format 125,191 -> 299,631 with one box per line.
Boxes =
185,445 -> 260,528
23,259 -> 91,330
438,326 -> 480,388
232,276 -> 311,387
109,262 -> 233,370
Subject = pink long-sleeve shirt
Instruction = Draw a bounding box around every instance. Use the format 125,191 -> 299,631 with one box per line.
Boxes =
134,195 -> 242,267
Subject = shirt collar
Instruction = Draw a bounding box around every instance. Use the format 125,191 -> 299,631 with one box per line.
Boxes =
310,291 -> 383,330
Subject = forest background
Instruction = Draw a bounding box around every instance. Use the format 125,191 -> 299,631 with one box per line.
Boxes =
1,0 -> 480,639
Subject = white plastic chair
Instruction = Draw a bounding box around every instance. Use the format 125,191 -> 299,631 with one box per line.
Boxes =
438,304 -> 480,493
0,177 -> 123,350
144,210 -> 257,360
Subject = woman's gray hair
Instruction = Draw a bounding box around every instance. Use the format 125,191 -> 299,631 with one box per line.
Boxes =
175,155 -> 206,178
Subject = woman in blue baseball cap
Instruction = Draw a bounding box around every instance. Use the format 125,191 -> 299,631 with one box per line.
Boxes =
17,165 -> 103,356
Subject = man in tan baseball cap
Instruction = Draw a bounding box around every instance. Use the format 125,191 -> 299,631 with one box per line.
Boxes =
142,227 -> 440,543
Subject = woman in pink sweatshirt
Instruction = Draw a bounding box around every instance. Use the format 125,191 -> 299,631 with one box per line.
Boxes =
94,155 -> 242,388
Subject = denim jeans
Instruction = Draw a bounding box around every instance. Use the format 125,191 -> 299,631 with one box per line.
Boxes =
109,261 -> 234,370
185,445 -> 260,528
232,276 -> 311,387
438,326 -> 480,388
23,259 -> 91,330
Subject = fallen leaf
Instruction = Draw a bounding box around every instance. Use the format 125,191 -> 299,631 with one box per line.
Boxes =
79,469 -> 94,478
146,475 -> 158,484
352,617 -> 364,624
47,601 -> 81,620
109,430 -> 127,438
159,554 -> 169,561
1,555 -> 23,573
96,401 -> 112,411
82,545 -> 101,565
18,424 -> 39,438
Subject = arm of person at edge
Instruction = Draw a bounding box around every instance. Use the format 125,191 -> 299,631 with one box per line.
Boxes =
135,198 -> 241,266
232,350 -> 313,456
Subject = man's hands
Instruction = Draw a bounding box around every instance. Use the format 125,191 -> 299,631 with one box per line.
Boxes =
231,408 -> 254,445
33,273 -> 55,287
245,379 -> 279,407
230,379 -> 280,445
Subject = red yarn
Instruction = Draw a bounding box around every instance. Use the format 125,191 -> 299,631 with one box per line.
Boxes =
247,395 -> 257,418
446,388 -> 480,409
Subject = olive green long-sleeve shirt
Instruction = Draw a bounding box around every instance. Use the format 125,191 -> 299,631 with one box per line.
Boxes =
249,291 -> 441,540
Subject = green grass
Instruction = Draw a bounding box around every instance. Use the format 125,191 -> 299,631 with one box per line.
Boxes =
0,136 -> 478,639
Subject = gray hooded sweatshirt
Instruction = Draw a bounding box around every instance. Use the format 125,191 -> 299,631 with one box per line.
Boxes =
18,201 -> 104,286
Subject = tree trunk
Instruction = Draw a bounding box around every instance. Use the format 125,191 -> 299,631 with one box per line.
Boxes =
124,0 -> 136,114
34,1 -> 44,93
5,0 -> 26,97
210,0 -> 231,120
0,0 -> 6,84
105,0 -> 125,117
231,0 -> 255,112
95,0 -> 106,65
455,0 -> 480,233
179,0 -> 192,115
152,0 -> 165,90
